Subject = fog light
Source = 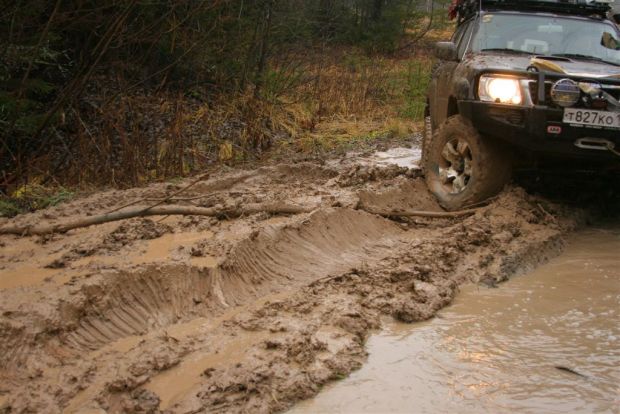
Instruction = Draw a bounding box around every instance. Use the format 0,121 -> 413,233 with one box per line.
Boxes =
550,79 -> 580,107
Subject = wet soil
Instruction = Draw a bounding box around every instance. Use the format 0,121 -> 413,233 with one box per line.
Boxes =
0,148 -> 586,413
290,227 -> 620,414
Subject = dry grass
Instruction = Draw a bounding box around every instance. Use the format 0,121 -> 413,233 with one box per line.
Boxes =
269,47 -> 433,153
16,43 -> 436,195
291,116 -> 416,154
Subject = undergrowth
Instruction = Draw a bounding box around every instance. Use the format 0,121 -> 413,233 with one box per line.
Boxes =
1,41 -> 440,215
0,185 -> 74,217
23,47 -> 433,186
1,49 -> 435,215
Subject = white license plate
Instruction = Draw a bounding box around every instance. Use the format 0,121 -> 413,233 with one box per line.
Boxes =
563,108 -> 620,129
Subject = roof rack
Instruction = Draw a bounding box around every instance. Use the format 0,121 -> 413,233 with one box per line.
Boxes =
450,0 -> 614,24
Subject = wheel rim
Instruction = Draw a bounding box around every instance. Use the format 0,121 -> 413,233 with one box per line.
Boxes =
438,138 -> 472,194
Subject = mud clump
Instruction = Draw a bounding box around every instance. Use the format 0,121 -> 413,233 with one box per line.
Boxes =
337,164 -> 421,187
99,219 -> 174,251
356,177 -> 441,213
393,280 -> 457,323
0,160 -> 585,413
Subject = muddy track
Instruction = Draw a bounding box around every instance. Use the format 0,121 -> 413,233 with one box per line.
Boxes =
0,159 -> 583,413
2,208 -> 403,366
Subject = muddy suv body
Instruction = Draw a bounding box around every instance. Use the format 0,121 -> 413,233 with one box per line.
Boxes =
423,0 -> 620,210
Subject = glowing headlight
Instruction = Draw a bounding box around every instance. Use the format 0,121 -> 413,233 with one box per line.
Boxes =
478,76 -> 523,105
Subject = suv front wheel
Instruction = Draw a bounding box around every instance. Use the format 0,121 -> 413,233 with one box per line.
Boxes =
423,115 -> 512,211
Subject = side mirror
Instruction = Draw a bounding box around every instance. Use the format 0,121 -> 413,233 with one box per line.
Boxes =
435,42 -> 459,61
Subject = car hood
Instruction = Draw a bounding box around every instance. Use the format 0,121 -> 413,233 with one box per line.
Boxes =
464,52 -> 620,79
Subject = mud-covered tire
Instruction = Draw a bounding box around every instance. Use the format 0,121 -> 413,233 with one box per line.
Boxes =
423,115 -> 511,211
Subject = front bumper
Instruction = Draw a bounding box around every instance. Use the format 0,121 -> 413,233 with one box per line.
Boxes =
459,100 -> 620,163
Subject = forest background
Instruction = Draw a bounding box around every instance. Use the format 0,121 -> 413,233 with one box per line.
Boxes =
0,0 -> 451,215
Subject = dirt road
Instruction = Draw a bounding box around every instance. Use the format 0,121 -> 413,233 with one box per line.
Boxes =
0,151 -> 583,413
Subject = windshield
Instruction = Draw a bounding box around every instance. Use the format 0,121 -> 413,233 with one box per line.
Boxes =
471,13 -> 620,65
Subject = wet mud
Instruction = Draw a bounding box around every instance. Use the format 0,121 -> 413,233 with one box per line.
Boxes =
0,151 -> 587,413
291,227 -> 620,414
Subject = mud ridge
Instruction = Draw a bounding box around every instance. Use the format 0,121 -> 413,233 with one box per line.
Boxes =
214,208 -> 403,307
62,266 -> 214,352
1,209 -> 403,366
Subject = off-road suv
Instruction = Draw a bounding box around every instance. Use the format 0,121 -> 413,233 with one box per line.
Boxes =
423,0 -> 620,210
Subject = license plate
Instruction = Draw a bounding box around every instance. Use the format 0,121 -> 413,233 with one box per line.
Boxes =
563,108 -> 620,129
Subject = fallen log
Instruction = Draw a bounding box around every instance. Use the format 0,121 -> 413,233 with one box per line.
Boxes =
0,203 -> 317,236
1,201 -> 483,236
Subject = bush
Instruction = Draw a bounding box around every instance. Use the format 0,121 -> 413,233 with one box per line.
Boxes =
2,185 -> 74,217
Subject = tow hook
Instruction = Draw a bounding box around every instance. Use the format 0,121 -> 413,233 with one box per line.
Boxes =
575,138 -> 620,157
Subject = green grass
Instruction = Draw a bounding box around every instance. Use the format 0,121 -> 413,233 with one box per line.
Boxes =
1,185 -> 75,217
398,60 -> 432,121
0,199 -> 22,218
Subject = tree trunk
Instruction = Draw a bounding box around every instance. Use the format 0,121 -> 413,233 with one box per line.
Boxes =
253,0 -> 275,98
372,0 -> 383,21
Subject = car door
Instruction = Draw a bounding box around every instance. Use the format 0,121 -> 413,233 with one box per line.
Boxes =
429,18 -> 475,129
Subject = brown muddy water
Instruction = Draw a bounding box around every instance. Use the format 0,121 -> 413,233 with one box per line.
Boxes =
291,227 -> 620,414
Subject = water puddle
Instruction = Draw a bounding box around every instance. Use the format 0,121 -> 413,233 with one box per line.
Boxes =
327,147 -> 422,170
367,147 -> 421,168
291,228 -> 620,414
141,291 -> 295,409
133,231 -> 214,265
0,237 -> 63,289
72,255 -> 121,268
145,331 -> 272,410
0,264 -> 60,290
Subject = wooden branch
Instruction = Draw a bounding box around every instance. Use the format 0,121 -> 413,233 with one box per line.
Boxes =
0,203 -> 317,236
106,173 -> 209,215
0,198 -> 484,237
359,207 -> 480,219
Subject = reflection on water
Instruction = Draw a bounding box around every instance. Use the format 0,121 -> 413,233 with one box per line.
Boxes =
291,228 -> 620,414
369,147 -> 422,168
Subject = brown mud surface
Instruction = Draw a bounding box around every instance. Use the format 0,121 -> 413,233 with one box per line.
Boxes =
0,155 -> 584,413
